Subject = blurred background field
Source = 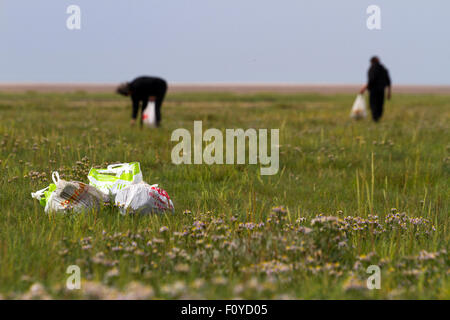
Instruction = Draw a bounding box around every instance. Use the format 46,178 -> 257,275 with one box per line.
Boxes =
0,91 -> 448,299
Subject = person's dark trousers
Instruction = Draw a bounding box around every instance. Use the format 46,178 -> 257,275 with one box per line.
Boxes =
154,85 -> 167,127
369,89 -> 385,122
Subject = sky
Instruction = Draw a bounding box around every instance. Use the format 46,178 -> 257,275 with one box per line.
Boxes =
1,0 -> 449,84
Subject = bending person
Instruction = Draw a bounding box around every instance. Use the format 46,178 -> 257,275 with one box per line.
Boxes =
117,76 -> 168,127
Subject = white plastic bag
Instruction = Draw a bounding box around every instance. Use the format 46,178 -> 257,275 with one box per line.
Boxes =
350,94 -> 367,120
88,162 -> 143,197
142,101 -> 157,127
31,172 -> 107,214
115,182 -> 174,215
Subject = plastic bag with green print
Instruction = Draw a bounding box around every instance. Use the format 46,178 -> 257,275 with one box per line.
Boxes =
31,172 -> 107,214
87,162 -> 143,198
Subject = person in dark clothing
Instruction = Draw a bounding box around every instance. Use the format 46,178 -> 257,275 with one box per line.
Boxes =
360,57 -> 391,122
116,76 -> 167,127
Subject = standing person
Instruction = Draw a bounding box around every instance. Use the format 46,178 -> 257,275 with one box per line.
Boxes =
116,76 -> 168,127
360,56 -> 391,122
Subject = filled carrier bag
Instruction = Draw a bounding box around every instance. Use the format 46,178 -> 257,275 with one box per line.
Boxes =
142,101 -> 157,128
87,162 -> 143,197
31,172 -> 107,214
115,182 -> 174,215
350,94 -> 367,120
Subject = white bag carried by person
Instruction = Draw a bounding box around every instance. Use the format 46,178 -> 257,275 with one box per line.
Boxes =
31,172 -> 107,214
142,101 -> 157,128
87,162 -> 143,197
115,182 -> 174,215
350,94 -> 367,120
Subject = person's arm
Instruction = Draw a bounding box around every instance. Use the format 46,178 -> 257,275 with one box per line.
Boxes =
131,95 -> 140,125
359,84 -> 368,94
360,67 -> 374,94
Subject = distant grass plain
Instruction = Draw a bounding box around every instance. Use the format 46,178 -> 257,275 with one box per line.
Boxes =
0,90 -> 448,299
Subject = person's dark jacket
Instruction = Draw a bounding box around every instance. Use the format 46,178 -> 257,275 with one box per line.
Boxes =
129,76 -> 167,100
368,63 -> 391,92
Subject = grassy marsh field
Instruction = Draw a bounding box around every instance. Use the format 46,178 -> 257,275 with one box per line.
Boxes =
0,91 -> 448,299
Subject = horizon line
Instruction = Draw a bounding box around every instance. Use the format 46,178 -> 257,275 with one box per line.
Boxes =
1,83 -> 450,94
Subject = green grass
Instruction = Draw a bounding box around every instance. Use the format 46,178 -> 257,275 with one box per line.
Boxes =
0,91 -> 448,299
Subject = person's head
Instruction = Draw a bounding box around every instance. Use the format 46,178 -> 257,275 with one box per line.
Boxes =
116,82 -> 131,96
370,56 -> 380,65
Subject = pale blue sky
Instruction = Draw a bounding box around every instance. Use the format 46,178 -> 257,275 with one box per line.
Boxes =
1,0 -> 449,84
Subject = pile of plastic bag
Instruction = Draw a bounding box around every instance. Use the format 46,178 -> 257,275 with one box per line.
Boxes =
31,162 -> 174,215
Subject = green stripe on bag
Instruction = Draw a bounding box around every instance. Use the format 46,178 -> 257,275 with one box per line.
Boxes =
88,169 -> 120,182
130,162 -> 141,175
42,184 -> 56,207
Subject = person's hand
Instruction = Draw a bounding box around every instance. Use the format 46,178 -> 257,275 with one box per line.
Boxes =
387,90 -> 391,100
359,85 -> 367,95
130,119 -> 136,126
